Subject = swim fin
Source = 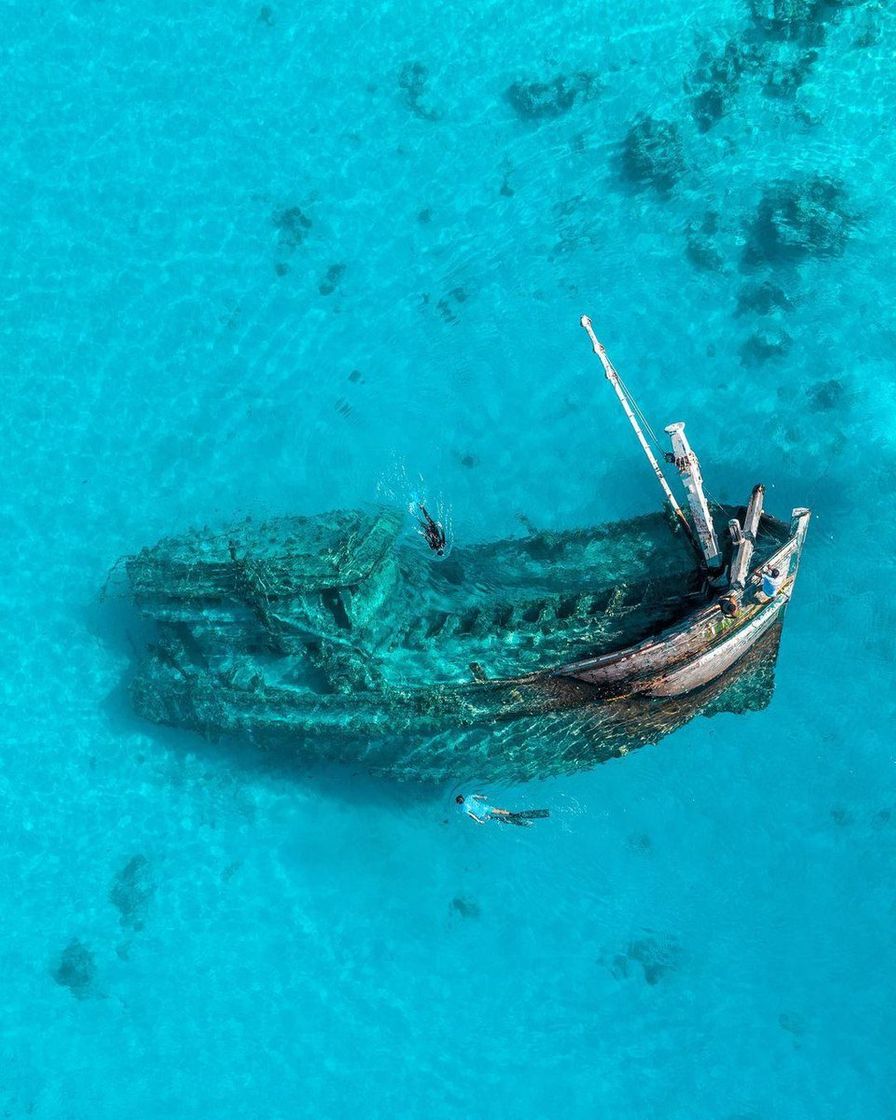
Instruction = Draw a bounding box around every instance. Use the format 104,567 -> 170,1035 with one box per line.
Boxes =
504,809 -> 549,825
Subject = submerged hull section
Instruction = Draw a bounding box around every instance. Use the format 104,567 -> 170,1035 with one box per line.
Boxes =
122,502 -> 804,782
132,622 -> 783,783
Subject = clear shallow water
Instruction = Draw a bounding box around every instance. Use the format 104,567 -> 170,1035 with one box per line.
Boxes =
1,1 -> 894,1116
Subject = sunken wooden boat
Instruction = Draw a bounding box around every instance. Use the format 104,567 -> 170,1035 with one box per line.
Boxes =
122,317 -> 809,782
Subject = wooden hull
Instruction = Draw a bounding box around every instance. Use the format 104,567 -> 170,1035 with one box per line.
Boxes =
560,508 -> 810,698
118,505 -> 808,782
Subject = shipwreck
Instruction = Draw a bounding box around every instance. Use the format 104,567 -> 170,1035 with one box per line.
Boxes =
120,318 -> 810,782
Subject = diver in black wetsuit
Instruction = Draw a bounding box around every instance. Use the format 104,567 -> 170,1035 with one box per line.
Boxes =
417,503 -> 446,556
456,795 -> 550,827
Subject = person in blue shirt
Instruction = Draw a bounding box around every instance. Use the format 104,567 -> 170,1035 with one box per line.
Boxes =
456,794 -> 549,826
762,565 -> 785,598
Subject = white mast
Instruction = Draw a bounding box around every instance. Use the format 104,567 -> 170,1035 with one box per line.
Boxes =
664,422 -> 722,571
580,316 -> 699,555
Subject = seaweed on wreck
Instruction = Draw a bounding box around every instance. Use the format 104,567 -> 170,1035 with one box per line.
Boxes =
620,115 -> 686,193
743,174 -> 854,265
505,72 -> 600,121
117,494 -> 793,784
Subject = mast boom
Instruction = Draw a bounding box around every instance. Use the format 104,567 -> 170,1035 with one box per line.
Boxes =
580,316 -> 699,554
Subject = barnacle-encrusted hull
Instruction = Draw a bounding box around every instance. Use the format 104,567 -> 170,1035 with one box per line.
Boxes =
123,503 -> 799,781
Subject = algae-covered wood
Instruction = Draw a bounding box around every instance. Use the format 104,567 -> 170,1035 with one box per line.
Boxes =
127,508 -> 405,604
118,497 -> 804,782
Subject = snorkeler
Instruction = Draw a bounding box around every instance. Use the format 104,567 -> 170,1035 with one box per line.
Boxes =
456,794 -> 549,827
417,503 -> 446,557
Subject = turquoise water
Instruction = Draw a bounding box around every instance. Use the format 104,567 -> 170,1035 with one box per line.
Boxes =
1,1 -> 894,1115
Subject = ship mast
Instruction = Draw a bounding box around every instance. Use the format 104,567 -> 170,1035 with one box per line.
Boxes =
664,423 -> 722,571
580,316 -> 701,558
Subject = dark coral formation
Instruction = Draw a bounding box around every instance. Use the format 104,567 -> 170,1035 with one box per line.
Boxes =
779,1010 -> 807,1035
745,175 -> 853,264
750,0 -> 827,43
505,72 -> 599,122
52,939 -> 96,1000
451,897 -> 481,919
736,280 -> 794,315
549,194 -> 604,259
621,116 -> 685,193
830,805 -> 854,825
436,287 -> 468,324
686,212 -> 725,272
319,263 -> 346,296
110,854 -> 155,931
740,327 -> 792,365
686,3 -> 863,128
398,62 -> 442,121
685,39 -> 763,131
749,0 -> 872,45
612,932 -> 683,985
762,49 -> 819,99
807,378 -> 847,412
272,206 -> 311,250
852,5 -> 883,48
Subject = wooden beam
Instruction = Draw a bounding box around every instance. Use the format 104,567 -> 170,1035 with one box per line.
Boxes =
729,484 -> 765,593
665,422 -> 722,570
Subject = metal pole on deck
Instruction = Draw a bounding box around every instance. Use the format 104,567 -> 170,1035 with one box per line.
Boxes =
580,315 -> 700,554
